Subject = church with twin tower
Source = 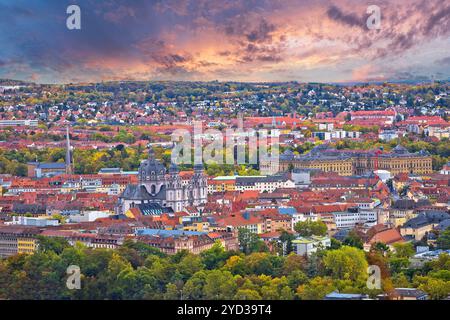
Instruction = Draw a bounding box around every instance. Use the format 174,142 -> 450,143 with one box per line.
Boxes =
118,148 -> 208,214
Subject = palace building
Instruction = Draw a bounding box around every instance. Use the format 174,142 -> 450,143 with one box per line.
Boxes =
117,148 -> 208,214
274,144 -> 433,176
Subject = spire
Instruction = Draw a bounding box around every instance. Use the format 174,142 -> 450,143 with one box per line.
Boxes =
148,145 -> 155,160
65,125 -> 73,174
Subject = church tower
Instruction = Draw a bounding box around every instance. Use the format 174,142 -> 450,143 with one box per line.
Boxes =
139,147 -> 166,196
65,126 -> 73,175
118,146 -> 209,215
192,163 -> 208,207
166,162 -> 185,212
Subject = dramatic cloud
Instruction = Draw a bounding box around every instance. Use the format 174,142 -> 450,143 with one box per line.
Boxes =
0,0 -> 449,83
326,5 -> 366,29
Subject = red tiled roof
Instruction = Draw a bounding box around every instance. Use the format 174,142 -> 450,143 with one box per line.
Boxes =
368,228 -> 404,245
217,213 -> 263,227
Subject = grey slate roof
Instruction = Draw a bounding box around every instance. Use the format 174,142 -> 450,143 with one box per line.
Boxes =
139,158 -> 166,176
37,163 -> 66,169
403,211 -> 450,228
136,203 -> 173,216
392,199 -> 431,210
99,168 -> 121,174
436,219 -> 450,231
121,184 -> 166,200
324,292 -> 368,300
12,203 -> 47,214
394,288 -> 428,299
333,228 -> 351,241
281,145 -> 431,162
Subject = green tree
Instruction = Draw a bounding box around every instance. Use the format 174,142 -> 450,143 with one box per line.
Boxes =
164,283 -> 180,300
200,242 -> 231,270
297,277 -> 335,300
176,254 -> 204,281
343,230 -> 364,249
425,253 -> 450,272
437,228 -> 450,250
392,273 -> 411,288
323,246 -> 368,282
36,236 -> 70,255
393,243 -> 415,258
183,270 -> 207,300
371,242 -> 389,254
122,240 -> 165,259
203,270 -> 238,300
418,277 -> 450,300
105,253 -> 134,299
294,220 -> 327,237
286,270 -> 308,290
238,228 -> 267,254
329,238 -> 342,250
234,289 -> 262,300
243,252 -> 274,275
223,255 -> 246,275
279,230 -> 295,255
282,253 -> 307,276
388,257 -> 410,274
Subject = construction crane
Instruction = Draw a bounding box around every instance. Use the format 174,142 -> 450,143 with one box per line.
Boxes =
374,146 -> 384,172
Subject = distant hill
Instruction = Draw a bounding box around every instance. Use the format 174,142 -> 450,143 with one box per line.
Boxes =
0,79 -> 32,86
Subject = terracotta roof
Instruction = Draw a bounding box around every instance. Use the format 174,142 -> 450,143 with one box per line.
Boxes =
367,226 -> 404,245
259,231 -> 284,239
216,213 -> 263,227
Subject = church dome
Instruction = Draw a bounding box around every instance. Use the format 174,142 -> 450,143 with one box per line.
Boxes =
139,148 -> 166,177
393,145 -> 408,154
139,159 -> 166,176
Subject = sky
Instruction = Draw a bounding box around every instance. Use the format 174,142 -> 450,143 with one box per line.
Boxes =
0,0 -> 449,84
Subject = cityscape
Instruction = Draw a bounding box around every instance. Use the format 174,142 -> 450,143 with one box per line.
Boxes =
0,0 -> 450,304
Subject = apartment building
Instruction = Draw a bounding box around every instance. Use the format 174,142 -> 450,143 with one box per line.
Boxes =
235,174 -> 295,193
0,119 -> 38,127
0,226 -> 40,257
321,208 -> 378,229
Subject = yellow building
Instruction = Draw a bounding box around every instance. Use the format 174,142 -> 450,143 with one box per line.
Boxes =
183,221 -> 210,232
17,237 -> 39,254
279,145 -> 433,176
281,157 -> 354,176
400,223 -> 435,241
0,226 -> 40,257
207,177 -> 236,194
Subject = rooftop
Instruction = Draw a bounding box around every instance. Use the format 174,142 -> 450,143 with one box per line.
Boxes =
136,229 -> 206,238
